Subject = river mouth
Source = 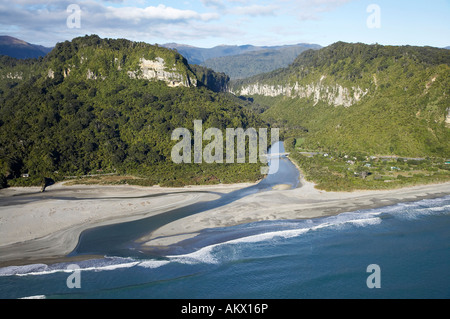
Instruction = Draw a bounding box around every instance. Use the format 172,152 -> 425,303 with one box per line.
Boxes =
69,142 -> 300,259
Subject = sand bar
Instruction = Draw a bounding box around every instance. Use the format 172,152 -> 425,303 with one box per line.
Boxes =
141,179 -> 450,248
0,179 -> 449,266
0,182 -> 254,266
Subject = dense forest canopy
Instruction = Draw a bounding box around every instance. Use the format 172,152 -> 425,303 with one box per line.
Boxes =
1,37 -> 449,191
232,41 -> 450,158
0,35 -> 268,188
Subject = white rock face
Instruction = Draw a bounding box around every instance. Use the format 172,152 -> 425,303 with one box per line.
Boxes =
5,72 -> 23,80
235,81 -> 369,107
446,108 -> 450,127
63,68 -> 71,78
128,57 -> 196,87
45,55 -> 196,88
86,69 -> 97,80
47,69 -> 55,79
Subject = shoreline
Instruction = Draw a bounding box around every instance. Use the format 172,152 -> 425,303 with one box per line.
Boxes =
1,179 -> 449,267
140,179 -> 450,248
0,181 -> 255,267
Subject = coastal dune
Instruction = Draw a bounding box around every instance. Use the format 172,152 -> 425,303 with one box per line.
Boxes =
0,180 -> 449,266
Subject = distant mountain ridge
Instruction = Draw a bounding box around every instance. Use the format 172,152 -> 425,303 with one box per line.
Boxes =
162,43 -> 271,64
162,42 -> 321,79
0,35 -> 52,59
203,44 -> 321,79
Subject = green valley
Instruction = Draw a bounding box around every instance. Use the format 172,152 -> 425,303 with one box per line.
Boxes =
231,42 -> 450,190
202,44 -> 321,80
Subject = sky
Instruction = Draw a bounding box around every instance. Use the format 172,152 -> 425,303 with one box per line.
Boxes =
1,0 -> 449,48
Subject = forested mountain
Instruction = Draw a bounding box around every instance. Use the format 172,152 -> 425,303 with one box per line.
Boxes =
202,44 -> 321,79
189,64 -> 230,92
0,36 -> 52,59
0,35 -> 267,188
232,42 -> 450,158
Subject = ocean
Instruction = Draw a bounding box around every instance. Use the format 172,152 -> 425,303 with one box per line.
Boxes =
0,143 -> 449,299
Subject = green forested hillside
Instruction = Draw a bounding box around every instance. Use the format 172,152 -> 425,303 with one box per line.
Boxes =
189,64 -> 230,92
232,42 -> 450,158
0,35 -> 267,188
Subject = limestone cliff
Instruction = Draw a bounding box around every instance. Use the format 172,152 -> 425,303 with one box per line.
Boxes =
40,35 -> 198,88
233,80 -> 368,107
446,108 -> 450,128
127,57 -> 197,87
49,56 -> 197,87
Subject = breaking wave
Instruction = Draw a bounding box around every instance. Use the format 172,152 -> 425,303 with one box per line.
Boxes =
1,195 -> 448,277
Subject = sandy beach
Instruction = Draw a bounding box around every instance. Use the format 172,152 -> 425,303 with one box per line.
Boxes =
0,182 -> 253,266
141,179 -> 450,247
1,179 -> 449,266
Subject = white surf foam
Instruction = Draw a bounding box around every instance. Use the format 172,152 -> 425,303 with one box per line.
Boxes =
137,260 -> 171,269
19,295 -> 46,299
166,212 -> 384,265
169,244 -> 220,265
0,257 -> 142,277
346,217 -> 382,227
389,196 -> 450,220
2,196 -> 447,275
0,264 -> 51,277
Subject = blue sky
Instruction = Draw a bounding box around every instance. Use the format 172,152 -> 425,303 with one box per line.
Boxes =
1,0 -> 449,48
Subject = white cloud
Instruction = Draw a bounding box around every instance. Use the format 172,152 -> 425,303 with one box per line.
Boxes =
0,0 -> 356,47
231,4 -> 278,16
285,0 -> 354,19
226,0 -> 252,3
0,1 -> 223,46
105,4 -> 219,23
201,0 -> 225,9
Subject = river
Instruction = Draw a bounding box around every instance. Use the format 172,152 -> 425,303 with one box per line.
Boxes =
70,141 -> 299,258
1,141 -> 449,299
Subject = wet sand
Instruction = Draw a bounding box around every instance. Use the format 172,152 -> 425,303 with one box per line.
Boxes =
0,182 -> 254,266
0,179 -> 449,266
140,179 -> 450,248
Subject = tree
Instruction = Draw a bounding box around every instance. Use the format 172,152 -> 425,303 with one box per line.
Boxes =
0,173 -> 7,189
